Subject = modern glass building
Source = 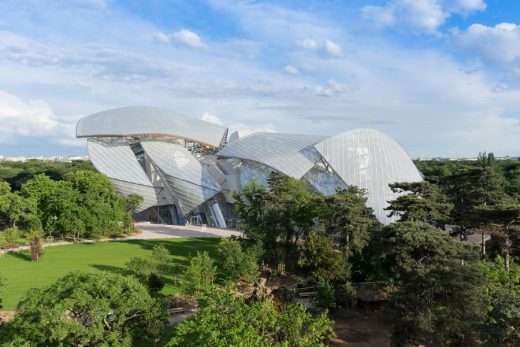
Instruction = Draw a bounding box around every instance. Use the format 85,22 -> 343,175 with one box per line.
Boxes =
76,106 -> 422,226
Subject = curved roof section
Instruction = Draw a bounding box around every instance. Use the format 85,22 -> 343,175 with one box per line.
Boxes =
217,132 -> 326,179
77,106 -> 228,148
314,128 -> 422,225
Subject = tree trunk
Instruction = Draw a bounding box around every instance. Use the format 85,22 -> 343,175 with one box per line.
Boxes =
505,236 -> 511,273
481,230 -> 486,257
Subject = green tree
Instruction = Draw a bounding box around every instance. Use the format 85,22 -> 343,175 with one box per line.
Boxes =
0,272 -> 167,346
28,230 -> 44,262
478,202 -> 520,271
446,164 -> 506,243
234,173 -> 320,263
166,287 -> 334,347
479,256 -> 520,346
297,230 -> 349,283
218,238 -> 260,283
0,181 -> 36,228
66,170 -> 125,238
386,181 -> 453,226
376,222 -> 478,277
376,222 -> 486,346
183,251 -> 217,295
124,193 -> 143,232
391,263 -> 486,346
319,186 -> 375,258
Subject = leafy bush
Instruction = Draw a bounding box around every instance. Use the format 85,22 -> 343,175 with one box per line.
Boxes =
0,272 -> 167,346
147,273 -> 165,294
183,251 -> 216,295
0,227 -> 25,248
218,238 -> 260,283
313,278 -> 336,309
125,244 -> 172,282
167,287 -> 334,347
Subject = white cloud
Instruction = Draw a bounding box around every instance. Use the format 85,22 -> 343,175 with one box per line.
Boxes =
201,112 -> 224,125
297,38 -> 318,49
446,0 -> 486,14
1,0 -> 518,157
313,80 -> 346,97
0,90 -> 82,148
154,32 -> 170,43
452,23 -> 520,75
155,29 -> 206,48
0,91 -> 59,142
323,39 -> 342,58
285,65 -> 299,74
362,0 -> 486,34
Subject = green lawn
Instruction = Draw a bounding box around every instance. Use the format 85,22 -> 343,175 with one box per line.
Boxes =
0,238 -> 220,310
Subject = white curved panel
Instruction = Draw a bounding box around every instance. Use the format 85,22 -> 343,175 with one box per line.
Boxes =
77,106 -> 227,148
87,138 -> 152,186
111,180 -> 160,212
217,132 -> 326,179
140,139 -> 221,214
87,139 -> 159,212
314,128 -> 423,224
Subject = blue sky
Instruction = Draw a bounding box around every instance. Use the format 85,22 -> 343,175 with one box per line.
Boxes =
0,0 -> 519,157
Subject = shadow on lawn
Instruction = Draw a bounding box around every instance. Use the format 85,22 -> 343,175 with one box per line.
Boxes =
90,264 -> 132,276
8,250 -> 31,261
112,238 -> 221,261
89,264 -> 182,289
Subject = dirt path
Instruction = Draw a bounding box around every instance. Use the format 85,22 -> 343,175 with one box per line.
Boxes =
330,308 -> 393,347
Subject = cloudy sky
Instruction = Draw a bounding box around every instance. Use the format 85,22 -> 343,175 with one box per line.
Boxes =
0,0 -> 519,157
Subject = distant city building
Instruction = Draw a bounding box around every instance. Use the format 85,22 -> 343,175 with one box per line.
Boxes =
0,155 -> 88,162
76,106 -> 423,226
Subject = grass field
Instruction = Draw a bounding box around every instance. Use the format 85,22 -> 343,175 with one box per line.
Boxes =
0,238 -> 220,310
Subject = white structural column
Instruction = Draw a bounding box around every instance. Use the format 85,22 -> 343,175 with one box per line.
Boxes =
314,128 -> 423,224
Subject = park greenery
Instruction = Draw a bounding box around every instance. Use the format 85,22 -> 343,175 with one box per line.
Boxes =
0,160 -> 143,251
0,154 -> 518,346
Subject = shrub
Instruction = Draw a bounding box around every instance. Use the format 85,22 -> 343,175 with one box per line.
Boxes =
0,227 -> 24,248
147,273 -> 165,294
28,231 -> 44,261
218,238 -> 260,283
183,251 -> 216,295
0,272 -> 167,346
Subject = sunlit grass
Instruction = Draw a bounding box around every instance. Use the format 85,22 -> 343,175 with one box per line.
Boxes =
0,238 -> 220,310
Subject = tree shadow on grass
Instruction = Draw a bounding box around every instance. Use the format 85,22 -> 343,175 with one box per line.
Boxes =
89,263 -> 183,290
8,250 -> 31,261
111,238 -> 222,262
89,264 -> 132,276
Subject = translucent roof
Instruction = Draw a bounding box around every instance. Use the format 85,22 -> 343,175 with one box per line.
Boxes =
77,106 -> 228,148
217,132 -> 326,179
314,128 -> 423,224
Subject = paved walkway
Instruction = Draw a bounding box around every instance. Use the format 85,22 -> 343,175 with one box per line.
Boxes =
129,222 -> 242,239
0,223 -> 242,254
